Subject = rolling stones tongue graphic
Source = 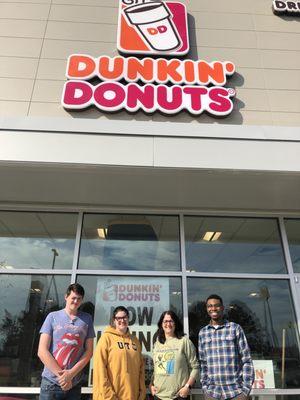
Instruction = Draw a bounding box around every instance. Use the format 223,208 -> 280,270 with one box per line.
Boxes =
54,332 -> 82,369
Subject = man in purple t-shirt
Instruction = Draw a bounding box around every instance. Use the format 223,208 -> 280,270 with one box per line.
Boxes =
38,283 -> 95,400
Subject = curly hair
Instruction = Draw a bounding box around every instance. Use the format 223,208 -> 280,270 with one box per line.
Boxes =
206,294 -> 223,305
156,310 -> 184,344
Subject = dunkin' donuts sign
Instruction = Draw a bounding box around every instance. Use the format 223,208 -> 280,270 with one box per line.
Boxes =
62,0 -> 236,117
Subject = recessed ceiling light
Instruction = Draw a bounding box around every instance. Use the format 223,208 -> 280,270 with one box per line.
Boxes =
202,231 -> 222,241
97,228 -> 108,239
248,292 -> 259,297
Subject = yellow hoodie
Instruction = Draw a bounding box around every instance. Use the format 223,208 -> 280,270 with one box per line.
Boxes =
93,326 -> 146,400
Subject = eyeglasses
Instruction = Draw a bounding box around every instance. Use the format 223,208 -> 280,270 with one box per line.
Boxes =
115,316 -> 128,321
162,320 -> 175,325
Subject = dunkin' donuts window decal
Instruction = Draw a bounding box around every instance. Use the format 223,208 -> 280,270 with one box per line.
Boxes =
118,0 -> 189,56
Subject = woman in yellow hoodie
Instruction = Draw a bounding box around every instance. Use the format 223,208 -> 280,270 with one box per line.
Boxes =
93,306 -> 146,400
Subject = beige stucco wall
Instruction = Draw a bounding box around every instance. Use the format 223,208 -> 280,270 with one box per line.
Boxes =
0,0 -> 299,126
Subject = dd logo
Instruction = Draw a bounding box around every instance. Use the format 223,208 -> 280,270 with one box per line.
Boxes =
147,25 -> 167,35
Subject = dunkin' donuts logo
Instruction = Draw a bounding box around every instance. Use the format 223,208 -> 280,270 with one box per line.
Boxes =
62,55 -> 236,116
61,0 -> 237,117
118,0 -> 189,55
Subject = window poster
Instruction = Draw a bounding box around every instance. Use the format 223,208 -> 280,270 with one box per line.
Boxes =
89,276 -> 169,385
253,360 -> 275,388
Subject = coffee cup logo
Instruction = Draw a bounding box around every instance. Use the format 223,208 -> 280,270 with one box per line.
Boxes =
103,280 -> 117,301
123,2 -> 181,51
118,0 -> 189,56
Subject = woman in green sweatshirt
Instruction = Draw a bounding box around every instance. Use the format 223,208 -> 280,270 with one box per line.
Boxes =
150,310 -> 199,400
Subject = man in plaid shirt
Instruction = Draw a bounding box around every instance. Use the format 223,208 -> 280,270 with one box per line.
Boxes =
198,294 -> 254,400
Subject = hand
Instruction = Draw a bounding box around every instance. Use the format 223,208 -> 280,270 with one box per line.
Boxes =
177,385 -> 190,398
150,385 -> 157,396
54,368 -> 63,378
58,370 -> 73,389
60,380 -> 72,391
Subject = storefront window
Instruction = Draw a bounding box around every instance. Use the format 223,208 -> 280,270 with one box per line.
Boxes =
184,217 -> 286,274
0,212 -> 78,270
1,395 -> 300,400
78,214 -> 180,271
285,219 -> 300,273
187,278 -> 300,389
77,275 -> 182,386
0,274 -> 71,387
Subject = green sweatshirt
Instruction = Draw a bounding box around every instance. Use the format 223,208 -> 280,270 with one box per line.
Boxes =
152,336 -> 199,400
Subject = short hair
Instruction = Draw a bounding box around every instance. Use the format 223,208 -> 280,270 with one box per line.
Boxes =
206,294 -> 223,305
110,306 -> 129,326
156,310 -> 184,344
66,283 -> 85,298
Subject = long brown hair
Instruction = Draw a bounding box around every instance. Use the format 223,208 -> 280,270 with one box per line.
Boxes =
156,310 -> 184,344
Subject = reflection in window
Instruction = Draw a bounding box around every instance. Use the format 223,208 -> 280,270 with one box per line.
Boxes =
0,212 -> 78,270
0,274 -> 70,387
184,217 -> 286,273
79,214 -> 180,271
187,278 -> 300,389
285,219 -> 300,273
77,275 -> 182,386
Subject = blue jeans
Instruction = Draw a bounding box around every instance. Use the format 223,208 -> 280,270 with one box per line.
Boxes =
39,377 -> 81,400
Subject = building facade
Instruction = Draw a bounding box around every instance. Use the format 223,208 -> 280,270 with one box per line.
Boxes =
0,0 -> 300,398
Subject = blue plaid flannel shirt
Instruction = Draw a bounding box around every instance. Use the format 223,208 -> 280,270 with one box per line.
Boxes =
198,320 -> 254,399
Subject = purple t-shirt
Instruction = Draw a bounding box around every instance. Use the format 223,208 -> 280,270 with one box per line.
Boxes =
40,309 -> 95,385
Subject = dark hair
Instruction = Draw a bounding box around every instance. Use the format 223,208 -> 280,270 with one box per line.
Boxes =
110,306 -> 129,326
156,310 -> 184,344
66,283 -> 85,298
206,294 -> 223,305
